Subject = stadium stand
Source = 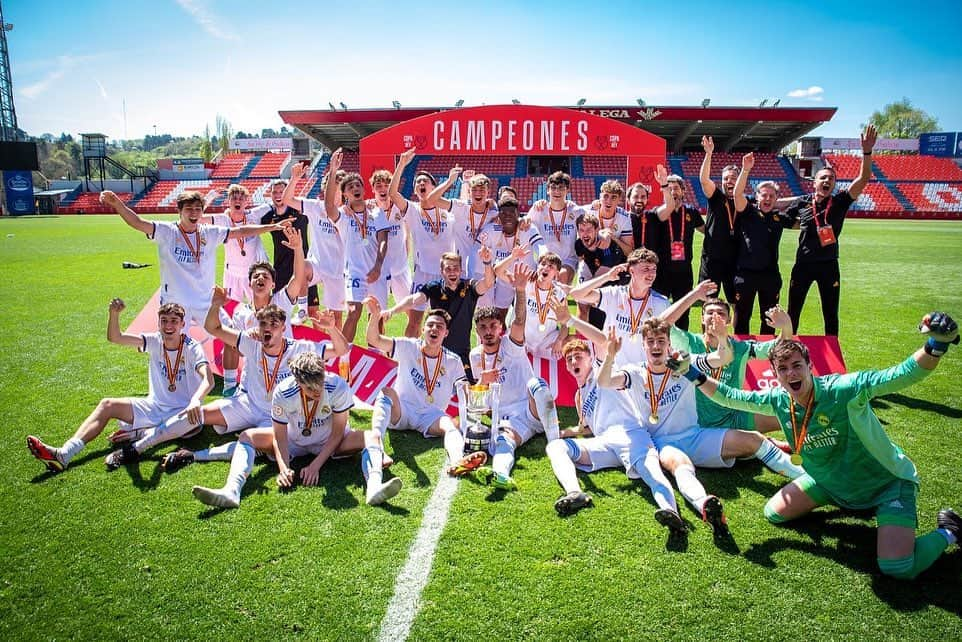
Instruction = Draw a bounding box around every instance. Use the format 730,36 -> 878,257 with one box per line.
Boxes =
60,192 -> 133,214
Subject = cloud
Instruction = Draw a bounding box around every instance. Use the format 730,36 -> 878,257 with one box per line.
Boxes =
175,0 -> 239,41
94,78 -> 109,100
19,55 -> 91,99
787,86 -> 824,102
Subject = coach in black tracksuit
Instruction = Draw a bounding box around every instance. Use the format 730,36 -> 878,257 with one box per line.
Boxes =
784,125 -> 878,336
653,174 -> 705,331
698,136 -> 740,303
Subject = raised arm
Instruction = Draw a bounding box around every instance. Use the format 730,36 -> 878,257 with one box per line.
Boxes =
105,297 -> 143,348
734,152 -> 753,213
101,190 -> 153,235
227,219 -> 290,240
659,280 -> 718,325
389,148 -> 416,212
699,136 -> 716,198
422,165 -> 461,211
848,124 -> 877,200
596,327 -> 628,389
493,243 -> 530,283
282,162 -> 306,211
653,164 -> 673,220
568,264 -> 626,306
551,298 -> 607,346
507,262 -> 533,344
324,148 -> 344,220
385,291 -> 428,319
474,245 -> 496,295
281,226 -> 307,300
363,296 -> 394,353
204,286 -> 241,346
765,305 -> 793,339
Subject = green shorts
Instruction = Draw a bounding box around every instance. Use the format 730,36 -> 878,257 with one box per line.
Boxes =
795,474 -> 918,529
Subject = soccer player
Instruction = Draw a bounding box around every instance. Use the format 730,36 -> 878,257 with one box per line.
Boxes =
100,189 -> 287,331
370,168 -> 415,333
525,171 -> 582,284
730,153 -> 792,334
104,287 -> 348,467
383,250 -> 495,383
568,248 -> 670,367
363,297 -> 481,477
468,263 -> 561,489
544,312 -> 683,537
27,298 -> 213,473
653,167 -> 705,331
387,148 -> 456,338
594,179 -> 634,257
205,183 -> 271,304
281,160 -> 347,328
480,194 -> 546,315
680,312 -> 962,580
598,317 -> 804,533
494,250 -> 569,359
697,135 -> 741,302
259,178 -> 317,319
187,352 -> 401,509
784,125 -> 877,336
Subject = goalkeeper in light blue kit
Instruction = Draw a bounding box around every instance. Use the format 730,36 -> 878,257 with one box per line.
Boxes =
676,312 -> 961,579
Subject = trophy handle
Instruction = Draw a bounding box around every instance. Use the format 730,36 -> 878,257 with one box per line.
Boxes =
455,379 -> 470,436
489,382 -> 501,435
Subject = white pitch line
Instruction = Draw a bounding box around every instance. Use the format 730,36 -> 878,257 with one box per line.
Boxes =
377,466 -> 459,642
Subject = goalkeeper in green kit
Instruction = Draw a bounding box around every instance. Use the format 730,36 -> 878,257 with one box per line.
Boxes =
672,311 -> 960,580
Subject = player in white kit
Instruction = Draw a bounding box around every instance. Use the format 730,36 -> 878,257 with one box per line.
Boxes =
205,183 -> 271,303
188,352 -> 402,509
495,250 -> 569,358
524,171 -> 584,284
388,148 -> 456,337
468,262 -> 561,490
364,298 -> 485,477
370,168 -> 415,327
100,189 -> 287,331
27,299 -> 213,474
482,195 -> 546,313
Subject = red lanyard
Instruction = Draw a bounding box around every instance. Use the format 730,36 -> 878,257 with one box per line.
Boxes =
812,194 -> 832,227
668,207 -> 686,243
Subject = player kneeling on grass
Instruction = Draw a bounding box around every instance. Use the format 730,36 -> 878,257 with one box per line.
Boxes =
676,312 -> 961,579
28,298 -> 213,473
597,317 -> 805,537
181,352 -> 400,508
364,297 -> 485,478
467,263 -> 562,490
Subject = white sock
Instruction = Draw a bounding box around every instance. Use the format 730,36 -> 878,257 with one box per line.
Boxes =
492,434 -> 516,477
223,369 -> 237,386
363,445 -> 384,497
60,437 -> 86,465
674,464 -> 708,513
134,412 -> 201,453
528,378 -> 560,441
632,448 -> 677,512
443,429 -> 465,463
194,442 -> 236,462
223,442 -> 255,500
546,439 -> 581,494
755,439 -> 806,479
371,392 -> 393,440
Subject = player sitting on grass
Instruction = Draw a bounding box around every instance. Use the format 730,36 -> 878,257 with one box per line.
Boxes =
467,263 -> 562,490
598,317 -> 804,538
676,312 -> 962,579
101,287 -> 348,469
27,298 -> 212,473
364,297 -> 485,478
186,352 -> 401,509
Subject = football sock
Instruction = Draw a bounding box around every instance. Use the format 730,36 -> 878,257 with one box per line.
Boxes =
877,531 -> 949,580
133,411 -> 201,453
754,439 -> 805,479
362,446 -> 384,499
60,437 -> 85,465
632,448 -> 678,512
674,464 -> 709,513
194,442 -> 235,462
443,428 -> 465,463
371,392 -> 393,439
528,378 -> 560,441
492,434 -> 516,477
546,439 -> 581,494
223,442 -> 255,501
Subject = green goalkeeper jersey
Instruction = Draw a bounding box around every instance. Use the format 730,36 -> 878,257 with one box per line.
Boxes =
712,356 -> 928,508
670,327 -> 777,429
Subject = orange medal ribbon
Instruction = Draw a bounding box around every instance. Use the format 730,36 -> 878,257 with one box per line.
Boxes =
163,335 -> 185,392
178,225 -> 201,263
628,291 -> 652,337
421,348 -> 444,403
261,342 -> 288,394
299,388 -> 320,437
645,367 -> 672,424
788,389 -> 816,464
548,206 -> 568,243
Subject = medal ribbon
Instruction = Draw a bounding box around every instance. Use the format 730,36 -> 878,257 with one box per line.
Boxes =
230,217 -> 246,255
348,206 -> 369,241
421,206 -> 441,236
178,225 -> 201,263
421,348 -> 443,401
788,390 -> 816,458
470,207 -> 488,241
534,285 -> 553,327
299,388 -> 320,435
628,291 -> 652,337
548,206 -> 568,243
724,198 -> 736,232
645,367 -> 672,420
163,335 -> 185,391
261,342 -> 288,394
481,349 -> 500,373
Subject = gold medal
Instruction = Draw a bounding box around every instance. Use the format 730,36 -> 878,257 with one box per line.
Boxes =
168,383 -> 176,392
790,453 -> 803,466
648,413 -> 659,425
302,428 -> 312,437
426,394 -> 434,404
630,334 -> 639,343
321,405 -> 331,415
538,323 -> 546,332
163,336 -> 185,395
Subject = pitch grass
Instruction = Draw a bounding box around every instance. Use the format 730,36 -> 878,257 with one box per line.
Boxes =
0,215 -> 960,640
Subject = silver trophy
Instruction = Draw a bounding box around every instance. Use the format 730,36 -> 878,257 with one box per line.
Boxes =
456,381 -> 501,454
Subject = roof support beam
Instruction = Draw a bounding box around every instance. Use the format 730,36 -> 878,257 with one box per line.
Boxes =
671,120 -> 700,154
723,121 -> 762,153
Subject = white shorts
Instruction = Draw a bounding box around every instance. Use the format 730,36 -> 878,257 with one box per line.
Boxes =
495,402 -> 542,445
389,267 -> 412,304
411,269 -> 442,311
571,426 -> 655,473
652,427 -> 734,469
388,397 -> 448,436
224,271 -> 253,304
216,392 -> 271,434
306,256 -> 347,310
128,397 -> 186,429
346,273 -> 389,306
286,424 -> 352,459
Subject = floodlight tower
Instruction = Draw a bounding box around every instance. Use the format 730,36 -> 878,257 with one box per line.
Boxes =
0,2 -> 18,141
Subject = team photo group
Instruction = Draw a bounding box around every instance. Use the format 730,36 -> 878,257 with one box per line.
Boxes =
26,125 -> 962,582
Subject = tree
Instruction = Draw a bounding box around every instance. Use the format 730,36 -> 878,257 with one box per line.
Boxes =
867,98 -> 939,139
215,114 -> 233,156
199,125 -> 213,162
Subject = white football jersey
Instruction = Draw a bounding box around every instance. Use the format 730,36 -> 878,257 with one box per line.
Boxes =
142,332 -> 208,406
469,335 -> 535,414
598,207 -> 633,242
480,225 -> 546,269
521,280 -> 567,356
236,335 -> 325,412
150,220 -> 228,311
401,200 -> 455,275
527,203 -> 584,266
300,198 -> 345,278
231,289 -> 300,339
373,200 -> 410,275
596,285 -> 671,366
336,204 -> 390,277
390,337 -> 466,413
271,373 -> 354,449
210,207 -> 270,277
620,364 -> 698,438
449,199 -> 500,278
577,363 -> 643,436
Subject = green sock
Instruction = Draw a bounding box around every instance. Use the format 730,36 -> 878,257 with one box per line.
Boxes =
877,531 -> 949,580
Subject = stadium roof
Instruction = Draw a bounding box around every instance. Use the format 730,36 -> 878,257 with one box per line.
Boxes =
278,104 -> 836,154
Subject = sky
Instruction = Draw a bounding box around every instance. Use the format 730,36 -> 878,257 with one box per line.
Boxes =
7,0 -> 962,143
